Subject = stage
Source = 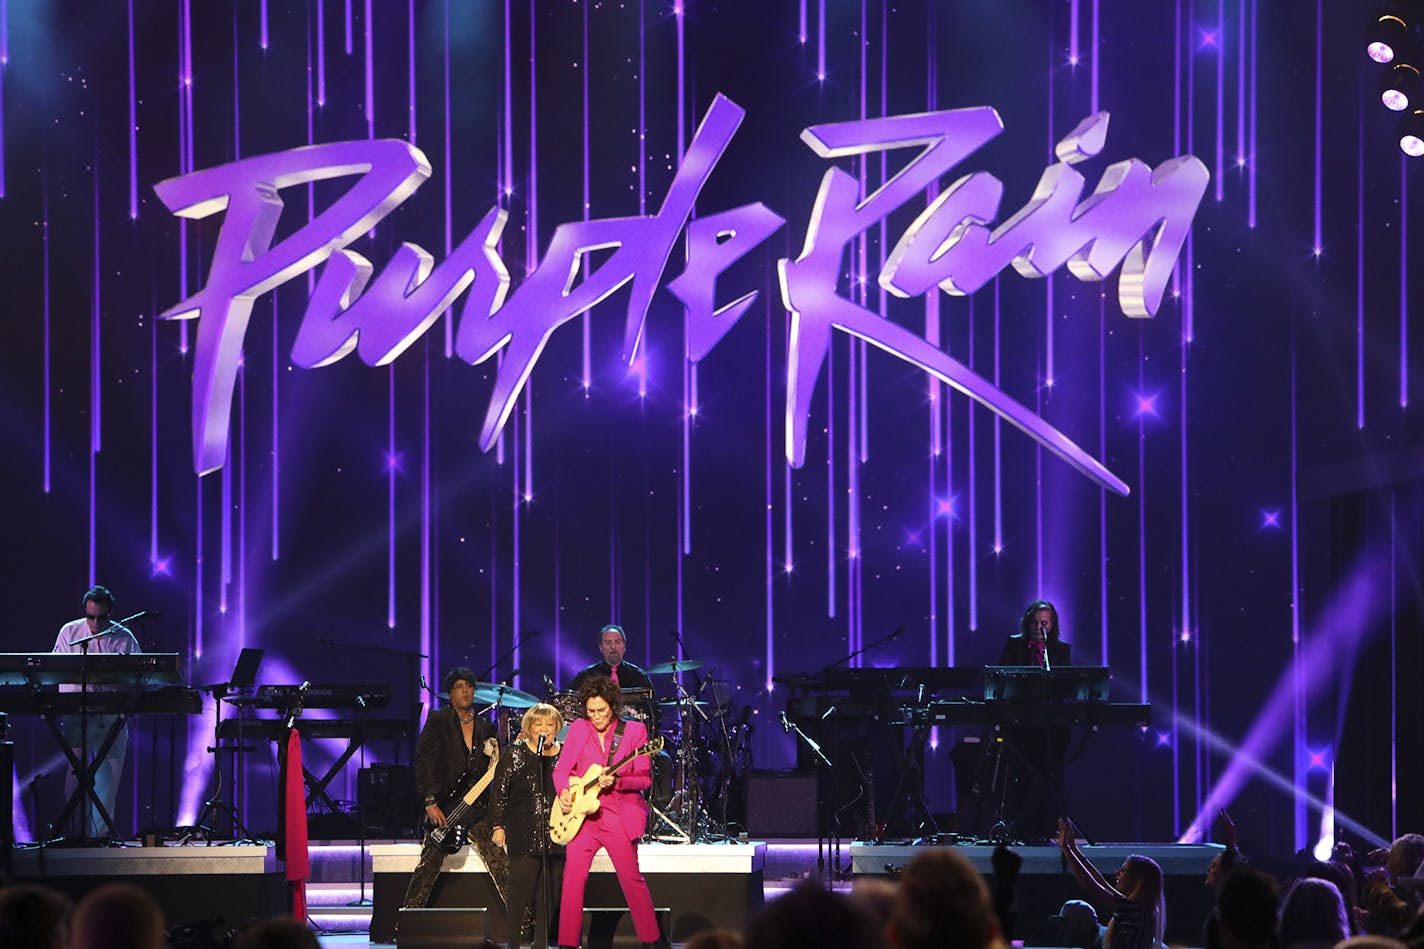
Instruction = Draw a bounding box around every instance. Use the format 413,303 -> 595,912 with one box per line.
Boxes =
1,837 -> 1228,946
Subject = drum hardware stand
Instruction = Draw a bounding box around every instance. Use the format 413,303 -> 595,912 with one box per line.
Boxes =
875,694 -> 941,842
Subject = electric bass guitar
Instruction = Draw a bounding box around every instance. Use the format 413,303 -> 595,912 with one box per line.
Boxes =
548,736 -> 664,845
426,737 -> 501,854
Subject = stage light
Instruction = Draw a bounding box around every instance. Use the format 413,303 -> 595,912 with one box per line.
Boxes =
1381,62 -> 1423,111
1366,12 -> 1411,63
1400,108 -> 1424,155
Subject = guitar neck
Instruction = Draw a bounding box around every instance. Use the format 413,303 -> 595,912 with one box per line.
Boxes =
580,744 -> 646,792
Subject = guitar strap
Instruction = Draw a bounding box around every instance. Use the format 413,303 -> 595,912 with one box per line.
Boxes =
607,719 -> 627,765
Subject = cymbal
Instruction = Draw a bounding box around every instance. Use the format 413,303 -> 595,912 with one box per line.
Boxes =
646,659 -> 705,675
473,683 -> 541,708
657,698 -> 710,708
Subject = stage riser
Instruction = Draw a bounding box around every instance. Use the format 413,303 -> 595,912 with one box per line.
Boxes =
368,842 -> 766,944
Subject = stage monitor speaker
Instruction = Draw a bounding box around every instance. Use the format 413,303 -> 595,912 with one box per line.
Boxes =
395,907 -> 488,948
360,764 -> 418,837
583,907 -> 671,949
746,769 -> 818,836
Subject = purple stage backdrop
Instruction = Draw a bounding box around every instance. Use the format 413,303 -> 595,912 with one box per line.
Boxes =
0,0 -> 1420,853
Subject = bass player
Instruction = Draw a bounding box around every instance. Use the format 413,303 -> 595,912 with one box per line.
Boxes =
553,676 -> 667,949
401,667 -> 511,911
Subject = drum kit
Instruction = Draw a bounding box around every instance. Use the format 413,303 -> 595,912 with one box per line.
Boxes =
456,658 -> 749,843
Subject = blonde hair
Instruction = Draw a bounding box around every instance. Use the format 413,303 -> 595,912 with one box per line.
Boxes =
521,702 -> 564,737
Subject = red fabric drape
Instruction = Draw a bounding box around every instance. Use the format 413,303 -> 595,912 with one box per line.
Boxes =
284,726 -> 310,919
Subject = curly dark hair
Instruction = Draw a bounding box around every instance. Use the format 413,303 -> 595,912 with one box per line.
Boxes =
577,675 -> 623,717
442,666 -> 477,694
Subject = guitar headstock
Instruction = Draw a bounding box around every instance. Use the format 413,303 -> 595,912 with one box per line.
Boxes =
642,736 -> 665,755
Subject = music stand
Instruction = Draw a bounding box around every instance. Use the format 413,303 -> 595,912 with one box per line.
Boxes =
187,648 -> 264,842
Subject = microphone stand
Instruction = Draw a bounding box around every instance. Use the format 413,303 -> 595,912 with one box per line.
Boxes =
782,713 -> 833,879
535,734 -> 552,949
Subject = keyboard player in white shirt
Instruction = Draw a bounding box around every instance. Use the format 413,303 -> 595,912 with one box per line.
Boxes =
52,585 -> 140,838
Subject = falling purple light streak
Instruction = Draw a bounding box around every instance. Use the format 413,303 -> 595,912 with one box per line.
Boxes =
232,3 -> 241,159
42,182 -> 51,492
968,299 -> 979,632
1098,294 -> 1108,664
1312,0 -> 1322,255
364,0 -> 374,137
512,409 -> 522,682
317,0 -> 327,106
1214,0 -> 1224,202
220,430 -> 232,612
195,475 -> 204,658
271,298 -> 279,560
944,345 -> 955,666
1090,0 -> 1099,113
344,0 -> 353,54
0,0 -> 5,195
992,279 -> 1003,553
1248,0 -> 1257,226
1070,0 -> 1079,64
238,361 -> 249,642
441,0 -> 452,355
638,0 -> 646,217
1356,107 -> 1364,430
1236,0 -> 1245,166
1137,332 -> 1147,705
827,340 -> 836,617
817,0 -> 825,81
765,299 -> 775,691
260,0 -> 268,49
1401,158 -> 1409,407
90,155 -> 101,582
799,0 -> 806,44
1290,332 -> 1304,848
388,367 -> 397,628
1172,0 -> 1181,157
581,0 -> 591,390
128,0 -> 136,216
407,0 -> 415,142
420,347 -> 432,698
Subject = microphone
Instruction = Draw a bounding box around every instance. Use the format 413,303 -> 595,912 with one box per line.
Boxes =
537,733 -> 547,754
779,710 -> 792,734
355,694 -> 367,710
821,705 -> 838,721
543,674 -> 557,694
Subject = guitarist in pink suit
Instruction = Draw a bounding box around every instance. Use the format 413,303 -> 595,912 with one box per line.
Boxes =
553,676 -> 666,949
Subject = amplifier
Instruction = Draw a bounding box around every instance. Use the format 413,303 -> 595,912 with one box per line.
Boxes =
745,769 -> 818,837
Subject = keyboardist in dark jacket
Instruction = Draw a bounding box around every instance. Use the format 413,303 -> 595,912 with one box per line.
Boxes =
995,599 -> 1072,842
402,667 -> 510,911
999,599 -> 1072,668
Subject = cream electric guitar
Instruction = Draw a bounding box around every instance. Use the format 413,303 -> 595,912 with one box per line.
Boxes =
548,736 -> 664,845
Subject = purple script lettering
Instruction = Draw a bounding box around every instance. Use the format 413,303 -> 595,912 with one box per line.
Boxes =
156,97 -> 1206,493
780,108 -> 1208,495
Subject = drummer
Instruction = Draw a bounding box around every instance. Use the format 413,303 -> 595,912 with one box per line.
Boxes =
570,624 -> 654,694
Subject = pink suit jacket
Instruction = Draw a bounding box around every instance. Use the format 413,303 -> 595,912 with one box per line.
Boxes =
553,717 -> 652,841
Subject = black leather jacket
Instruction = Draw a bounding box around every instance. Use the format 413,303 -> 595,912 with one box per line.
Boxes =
414,706 -> 498,822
